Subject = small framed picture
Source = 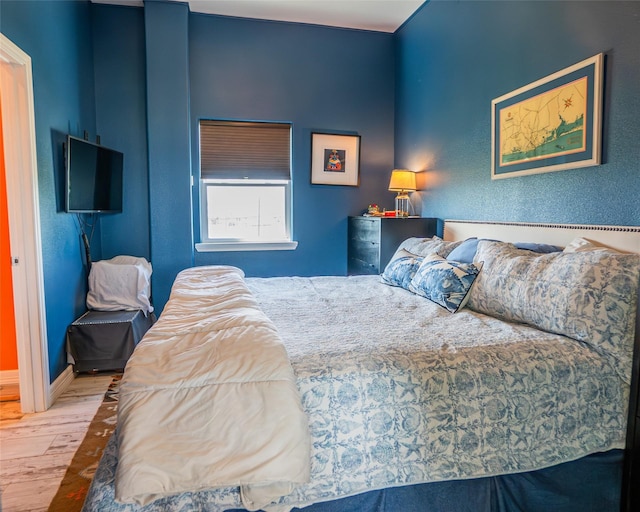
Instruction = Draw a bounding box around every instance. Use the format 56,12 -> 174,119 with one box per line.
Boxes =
310,132 -> 360,186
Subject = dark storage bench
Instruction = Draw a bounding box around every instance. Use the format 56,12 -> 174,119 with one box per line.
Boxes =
66,309 -> 154,372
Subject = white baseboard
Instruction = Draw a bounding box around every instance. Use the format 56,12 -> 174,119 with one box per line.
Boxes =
49,365 -> 75,404
0,369 -> 19,385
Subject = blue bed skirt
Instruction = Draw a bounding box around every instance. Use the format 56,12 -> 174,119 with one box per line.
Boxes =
230,450 -> 622,512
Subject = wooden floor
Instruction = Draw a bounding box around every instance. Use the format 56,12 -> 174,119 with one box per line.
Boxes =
0,373 -> 113,512
0,384 -> 21,403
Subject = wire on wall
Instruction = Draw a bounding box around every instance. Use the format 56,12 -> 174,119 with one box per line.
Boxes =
75,213 -> 96,270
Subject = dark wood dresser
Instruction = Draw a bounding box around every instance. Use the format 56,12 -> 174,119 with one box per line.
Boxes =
347,216 -> 437,275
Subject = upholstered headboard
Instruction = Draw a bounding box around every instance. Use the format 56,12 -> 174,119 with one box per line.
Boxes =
443,219 -> 640,254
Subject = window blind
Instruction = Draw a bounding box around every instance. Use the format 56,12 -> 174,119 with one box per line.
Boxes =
200,120 -> 291,180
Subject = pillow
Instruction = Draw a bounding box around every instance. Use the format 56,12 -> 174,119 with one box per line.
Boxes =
445,239 -> 560,263
563,237 -> 620,253
396,236 -> 463,259
408,254 -> 483,313
468,240 -> 640,384
446,238 -> 479,263
380,249 -> 424,289
513,242 -> 562,253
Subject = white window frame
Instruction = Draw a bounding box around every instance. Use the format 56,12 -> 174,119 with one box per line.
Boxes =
196,178 -> 297,252
195,119 -> 297,252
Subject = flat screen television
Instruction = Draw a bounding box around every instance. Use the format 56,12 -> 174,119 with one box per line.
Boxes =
65,135 -> 123,213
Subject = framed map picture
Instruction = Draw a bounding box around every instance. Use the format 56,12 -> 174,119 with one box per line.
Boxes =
310,132 -> 360,186
491,53 -> 603,179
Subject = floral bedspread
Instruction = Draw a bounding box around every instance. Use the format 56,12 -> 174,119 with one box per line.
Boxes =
83,274 -> 630,511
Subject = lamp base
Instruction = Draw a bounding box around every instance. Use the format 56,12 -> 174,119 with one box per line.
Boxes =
395,192 -> 410,218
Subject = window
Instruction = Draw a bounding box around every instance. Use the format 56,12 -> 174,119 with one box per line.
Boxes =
197,120 -> 296,251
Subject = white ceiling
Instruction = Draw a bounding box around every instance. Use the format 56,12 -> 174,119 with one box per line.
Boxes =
92,0 -> 426,33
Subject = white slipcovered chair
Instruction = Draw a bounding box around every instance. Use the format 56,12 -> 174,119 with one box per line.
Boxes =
86,255 -> 153,315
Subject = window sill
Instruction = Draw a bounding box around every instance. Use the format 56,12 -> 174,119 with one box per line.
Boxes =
195,241 -> 298,252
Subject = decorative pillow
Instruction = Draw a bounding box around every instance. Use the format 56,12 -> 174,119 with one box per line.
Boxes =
380,249 -> 424,289
446,238 -> 479,263
408,253 -> 483,313
468,240 -> 640,384
445,239 -> 561,263
563,237 -> 619,253
513,242 -> 562,253
396,236 -> 462,259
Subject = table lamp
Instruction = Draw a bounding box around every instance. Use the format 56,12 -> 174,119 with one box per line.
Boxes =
388,169 -> 416,217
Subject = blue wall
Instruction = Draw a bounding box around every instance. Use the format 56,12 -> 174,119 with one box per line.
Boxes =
92,5 -> 150,261
1,0 -> 99,382
395,0 -> 640,226
189,15 -> 396,279
143,1 -> 194,314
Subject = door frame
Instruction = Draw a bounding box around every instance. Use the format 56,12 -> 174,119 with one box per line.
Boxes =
1,33 -> 50,412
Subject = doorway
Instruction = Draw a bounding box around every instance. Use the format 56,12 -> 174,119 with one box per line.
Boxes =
0,83 -> 19,401
0,33 -> 50,413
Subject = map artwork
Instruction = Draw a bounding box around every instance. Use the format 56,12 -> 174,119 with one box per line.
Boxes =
499,77 -> 587,166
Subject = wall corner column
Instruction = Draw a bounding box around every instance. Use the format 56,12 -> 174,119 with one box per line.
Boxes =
144,0 -> 193,313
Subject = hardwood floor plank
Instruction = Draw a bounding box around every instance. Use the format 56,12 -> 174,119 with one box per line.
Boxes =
0,420 -> 93,441
0,433 -> 56,460
0,372 -> 112,511
1,476 -> 62,512
0,452 -> 71,482
0,383 -> 20,402
46,431 -> 85,455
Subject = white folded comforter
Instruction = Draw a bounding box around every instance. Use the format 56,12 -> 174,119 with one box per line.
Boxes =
114,266 -> 310,511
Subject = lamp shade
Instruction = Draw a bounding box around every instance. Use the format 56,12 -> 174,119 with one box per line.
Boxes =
388,169 -> 417,192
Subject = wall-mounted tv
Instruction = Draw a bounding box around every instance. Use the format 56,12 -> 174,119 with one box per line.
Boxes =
65,135 -> 123,213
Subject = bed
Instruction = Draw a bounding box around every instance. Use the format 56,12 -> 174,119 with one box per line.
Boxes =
83,220 -> 640,512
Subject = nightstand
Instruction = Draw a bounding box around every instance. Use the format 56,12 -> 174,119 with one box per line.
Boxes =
347,216 -> 437,275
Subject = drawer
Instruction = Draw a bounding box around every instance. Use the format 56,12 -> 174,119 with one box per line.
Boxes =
348,257 -> 378,275
348,218 -> 380,242
349,237 -> 379,257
